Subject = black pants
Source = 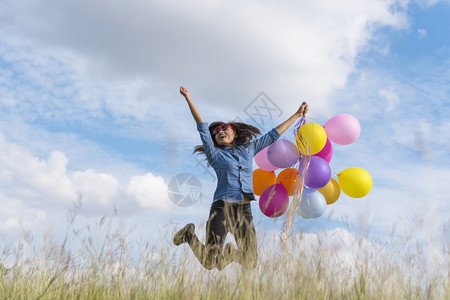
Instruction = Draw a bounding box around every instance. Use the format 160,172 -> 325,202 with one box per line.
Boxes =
188,200 -> 258,270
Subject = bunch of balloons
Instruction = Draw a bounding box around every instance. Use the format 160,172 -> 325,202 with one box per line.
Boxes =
253,113 -> 373,219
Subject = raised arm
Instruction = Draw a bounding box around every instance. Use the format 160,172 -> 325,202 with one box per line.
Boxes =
275,102 -> 308,135
180,86 -> 204,123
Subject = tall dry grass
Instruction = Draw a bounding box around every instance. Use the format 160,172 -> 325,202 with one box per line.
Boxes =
0,205 -> 448,299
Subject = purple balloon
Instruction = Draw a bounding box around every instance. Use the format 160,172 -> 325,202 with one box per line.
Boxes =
299,156 -> 331,189
267,139 -> 299,168
259,184 -> 289,218
313,138 -> 333,163
255,146 -> 278,171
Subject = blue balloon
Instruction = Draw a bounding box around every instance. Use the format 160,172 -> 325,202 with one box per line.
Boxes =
297,188 -> 327,219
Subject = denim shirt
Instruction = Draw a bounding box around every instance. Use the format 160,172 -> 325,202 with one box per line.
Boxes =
197,122 -> 281,203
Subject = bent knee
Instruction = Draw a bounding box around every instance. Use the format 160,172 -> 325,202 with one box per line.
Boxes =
201,253 -> 220,270
203,263 -> 216,270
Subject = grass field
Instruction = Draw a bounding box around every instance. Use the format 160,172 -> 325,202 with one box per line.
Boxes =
0,209 -> 448,299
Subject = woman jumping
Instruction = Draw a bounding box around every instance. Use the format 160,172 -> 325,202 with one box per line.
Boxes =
174,86 -> 308,270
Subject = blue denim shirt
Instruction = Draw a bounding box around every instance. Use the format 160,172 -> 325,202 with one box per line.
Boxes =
197,122 -> 281,203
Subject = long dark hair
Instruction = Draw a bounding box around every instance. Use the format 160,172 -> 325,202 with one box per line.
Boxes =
193,121 -> 261,158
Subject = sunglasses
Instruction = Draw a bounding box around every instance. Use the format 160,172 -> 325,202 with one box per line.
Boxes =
212,123 -> 234,135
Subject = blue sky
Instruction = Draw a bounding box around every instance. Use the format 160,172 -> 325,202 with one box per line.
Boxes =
0,0 -> 448,250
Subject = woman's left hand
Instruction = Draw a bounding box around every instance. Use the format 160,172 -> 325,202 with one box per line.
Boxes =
275,101 -> 309,135
296,102 -> 308,116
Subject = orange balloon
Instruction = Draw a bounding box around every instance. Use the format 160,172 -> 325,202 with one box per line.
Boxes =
253,168 -> 276,196
317,178 -> 341,205
276,168 -> 300,196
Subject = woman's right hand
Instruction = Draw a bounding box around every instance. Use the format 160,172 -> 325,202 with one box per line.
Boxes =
180,86 -> 204,122
180,86 -> 190,99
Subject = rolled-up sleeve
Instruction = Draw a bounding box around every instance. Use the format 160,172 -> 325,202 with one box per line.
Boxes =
197,122 -> 217,165
252,128 -> 281,155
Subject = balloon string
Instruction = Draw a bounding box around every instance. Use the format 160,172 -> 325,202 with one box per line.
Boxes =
292,118 -> 303,136
281,116 -> 309,242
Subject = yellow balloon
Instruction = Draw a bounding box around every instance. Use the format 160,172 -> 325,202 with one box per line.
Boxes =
337,167 -> 372,198
317,178 -> 341,204
296,123 -> 327,155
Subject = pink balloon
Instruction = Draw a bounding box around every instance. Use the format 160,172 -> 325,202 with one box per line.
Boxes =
259,184 -> 289,218
313,138 -> 333,163
324,114 -> 361,145
255,146 -> 278,171
267,139 -> 299,168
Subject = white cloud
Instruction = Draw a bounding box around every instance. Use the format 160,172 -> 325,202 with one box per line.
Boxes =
0,194 -> 47,233
258,223 -> 447,287
0,133 -> 174,237
127,173 -> 172,211
378,88 -> 400,113
422,0 -> 450,5
72,169 -> 120,207
418,28 -> 428,39
0,134 -> 76,205
0,0 -> 409,121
